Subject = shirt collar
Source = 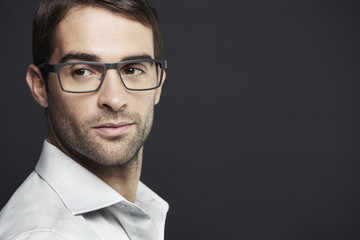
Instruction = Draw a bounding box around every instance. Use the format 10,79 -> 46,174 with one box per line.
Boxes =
35,141 -> 168,215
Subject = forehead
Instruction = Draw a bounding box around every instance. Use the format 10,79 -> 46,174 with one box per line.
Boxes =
51,6 -> 154,62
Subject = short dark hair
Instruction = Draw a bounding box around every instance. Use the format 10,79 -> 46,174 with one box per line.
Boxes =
32,0 -> 162,67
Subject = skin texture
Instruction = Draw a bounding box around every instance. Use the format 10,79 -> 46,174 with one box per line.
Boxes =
26,6 -> 165,202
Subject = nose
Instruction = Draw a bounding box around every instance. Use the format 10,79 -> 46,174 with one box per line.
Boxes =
97,69 -> 128,112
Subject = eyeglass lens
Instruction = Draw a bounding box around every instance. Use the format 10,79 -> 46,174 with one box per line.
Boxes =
58,61 -> 162,92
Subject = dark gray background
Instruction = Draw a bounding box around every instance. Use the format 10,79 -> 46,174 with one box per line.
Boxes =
1,0 -> 360,239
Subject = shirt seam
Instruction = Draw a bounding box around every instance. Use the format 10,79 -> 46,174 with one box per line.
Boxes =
8,228 -> 75,240
52,197 -> 63,229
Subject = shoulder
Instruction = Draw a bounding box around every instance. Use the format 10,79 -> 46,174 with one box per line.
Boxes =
0,172 -> 62,236
0,172 -> 94,240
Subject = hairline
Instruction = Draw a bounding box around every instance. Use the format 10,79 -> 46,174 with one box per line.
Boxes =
48,4 -> 155,64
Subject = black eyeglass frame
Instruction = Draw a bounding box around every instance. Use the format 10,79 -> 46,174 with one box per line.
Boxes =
39,59 -> 167,93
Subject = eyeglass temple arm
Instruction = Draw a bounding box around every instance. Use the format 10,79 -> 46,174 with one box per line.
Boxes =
38,63 -> 56,73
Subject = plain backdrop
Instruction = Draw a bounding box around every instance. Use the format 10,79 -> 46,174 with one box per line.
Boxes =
1,0 -> 360,239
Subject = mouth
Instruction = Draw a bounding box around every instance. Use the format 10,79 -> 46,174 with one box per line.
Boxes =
93,122 -> 134,137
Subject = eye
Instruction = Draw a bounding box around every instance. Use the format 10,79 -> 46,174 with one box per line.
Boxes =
123,67 -> 143,75
73,68 -> 95,76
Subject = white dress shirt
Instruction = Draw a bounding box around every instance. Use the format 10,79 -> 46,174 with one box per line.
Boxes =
0,141 -> 169,240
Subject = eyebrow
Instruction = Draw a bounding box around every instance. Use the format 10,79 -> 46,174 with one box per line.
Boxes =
121,54 -> 153,61
59,52 -> 154,63
60,52 -> 100,63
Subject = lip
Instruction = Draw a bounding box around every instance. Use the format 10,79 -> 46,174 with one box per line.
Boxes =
93,122 -> 134,137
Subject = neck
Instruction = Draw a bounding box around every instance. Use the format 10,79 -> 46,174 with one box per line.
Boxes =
83,149 -> 143,203
47,132 -> 143,203
73,148 -> 143,203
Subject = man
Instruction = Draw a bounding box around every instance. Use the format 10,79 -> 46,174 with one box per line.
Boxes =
0,0 -> 168,239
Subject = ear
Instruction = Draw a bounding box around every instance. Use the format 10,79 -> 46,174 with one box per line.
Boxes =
155,70 -> 166,105
26,64 -> 49,108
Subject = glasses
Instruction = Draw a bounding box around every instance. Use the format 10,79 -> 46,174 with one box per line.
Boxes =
39,59 -> 167,93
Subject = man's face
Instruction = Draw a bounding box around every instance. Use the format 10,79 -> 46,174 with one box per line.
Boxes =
43,6 -> 163,166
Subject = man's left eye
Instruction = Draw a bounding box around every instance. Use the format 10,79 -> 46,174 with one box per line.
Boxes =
74,68 -> 94,76
123,68 -> 143,75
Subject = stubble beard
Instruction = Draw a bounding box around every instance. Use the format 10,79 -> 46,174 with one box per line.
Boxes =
48,104 -> 154,168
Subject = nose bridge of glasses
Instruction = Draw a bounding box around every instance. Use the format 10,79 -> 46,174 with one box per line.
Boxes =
101,63 -> 120,80
105,63 -> 119,69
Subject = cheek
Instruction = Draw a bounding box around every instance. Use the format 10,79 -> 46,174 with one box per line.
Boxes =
49,92 -> 88,125
65,99 -> 91,124
132,93 -> 156,115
